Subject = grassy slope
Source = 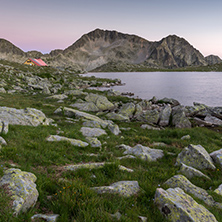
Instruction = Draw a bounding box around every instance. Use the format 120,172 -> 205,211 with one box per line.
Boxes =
0,60 -> 222,221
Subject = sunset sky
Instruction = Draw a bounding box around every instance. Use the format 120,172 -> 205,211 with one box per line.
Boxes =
1,0 -> 222,58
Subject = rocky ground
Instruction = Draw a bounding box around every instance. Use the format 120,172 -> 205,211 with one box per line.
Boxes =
1,60 -> 222,221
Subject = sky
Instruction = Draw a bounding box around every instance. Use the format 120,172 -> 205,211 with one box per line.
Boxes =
1,0 -> 222,58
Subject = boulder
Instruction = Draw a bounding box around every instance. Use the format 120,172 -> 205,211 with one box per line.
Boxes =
204,115 -> 222,126
210,149 -> 222,167
91,181 -> 140,197
208,107 -> 222,120
140,124 -> 161,130
85,93 -> 115,111
47,94 -> 68,100
108,124 -> 121,136
80,127 -> 107,137
172,106 -> 191,128
0,136 -> 7,145
155,187 -> 218,222
86,137 -> 102,147
0,168 -> 39,215
0,120 -> 8,134
159,104 -> 172,126
64,162 -> 106,171
179,163 -> 211,180
46,135 -> 88,147
158,97 -> 180,107
118,102 -> 135,119
82,120 -> 101,128
0,107 -> 52,126
214,184 -> 222,196
176,144 -> 216,170
181,135 -> 191,140
164,175 -> 214,206
106,112 -> 129,122
119,144 -> 164,161
70,102 -> 99,112
185,103 -> 208,117
31,214 -> 59,222
136,109 -> 160,125
65,89 -> 87,96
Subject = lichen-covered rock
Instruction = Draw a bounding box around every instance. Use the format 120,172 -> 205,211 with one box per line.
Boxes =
172,106 -> 191,128
210,149 -> 222,167
46,135 -> 88,147
118,102 -> 135,119
80,127 -> 107,137
214,184 -> 222,196
136,109 -> 160,124
91,181 -> 140,197
54,107 -> 109,128
119,144 -> 164,161
70,101 -> 99,112
64,162 -> 106,171
204,115 -> 222,126
31,214 -> 59,222
140,124 -> 161,130
176,144 -> 216,170
179,163 -> 211,180
106,112 -> 129,121
155,187 -> 218,222
0,136 -> 7,145
86,137 -> 102,147
181,135 -> 191,140
164,175 -> 214,206
85,93 -> 115,111
0,120 -> 8,134
0,168 -> 38,215
82,120 -> 101,128
0,107 -> 52,126
47,94 -> 68,100
159,104 -> 172,126
158,97 -> 180,107
108,124 -> 121,135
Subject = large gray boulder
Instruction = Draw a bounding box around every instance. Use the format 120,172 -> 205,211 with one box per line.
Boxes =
0,107 -> 52,126
155,187 -> 218,222
210,149 -> 222,167
0,168 -> 39,215
176,144 -> 216,170
159,104 -> 172,126
91,181 -> 140,197
106,112 -> 129,122
119,144 -> 164,161
0,120 -> 9,134
204,115 -> 222,126
172,106 -> 191,128
80,127 -> 107,137
158,97 -> 180,107
136,109 -> 160,125
118,102 -> 135,119
70,102 -> 99,112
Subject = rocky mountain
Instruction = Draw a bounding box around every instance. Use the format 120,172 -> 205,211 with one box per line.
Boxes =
205,55 -> 222,65
0,29 -> 221,71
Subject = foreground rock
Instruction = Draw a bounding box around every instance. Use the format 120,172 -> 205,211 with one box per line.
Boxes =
210,149 -> 222,167
0,168 -> 38,215
80,127 -> 107,137
91,181 -> 140,197
46,135 -> 88,147
172,106 -> 191,128
176,144 -> 216,170
31,214 -> 59,222
155,187 -> 218,222
0,107 -> 52,126
119,144 -> 164,161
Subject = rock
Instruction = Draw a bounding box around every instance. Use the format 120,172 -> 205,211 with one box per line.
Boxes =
86,137 -> 102,147
214,184 -> 222,196
54,107 -> 109,128
0,120 -> 9,134
117,155 -> 137,160
47,94 -> 68,100
42,85 -> 51,95
172,106 -> 191,128
106,112 -> 129,121
0,107 -> 52,126
155,187 -> 218,222
119,144 -> 164,161
85,93 -> 115,111
159,104 -> 172,126
208,106 -> 222,120
193,117 -> 213,127
0,136 -> 7,145
0,87 -> 6,93
137,109 -> 160,124
64,162 -> 106,171
165,175 -> 214,206
181,135 -> 191,140
80,127 -> 107,137
0,168 -> 38,215
210,149 -> 222,167
31,214 -> 59,222
91,181 -> 140,197
118,165 -> 134,173
152,142 -> 167,147
70,102 -> 99,112
46,135 -> 88,147
118,102 -> 135,119
65,89 -> 87,96
185,103 -> 208,117
108,124 -> 121,135
109,211 -> 122,220
204,115 -> 222,126
176,144 -> 216,170
134,104 -> 143,118
179,163 -> 211,180
138,216 -> 147,222
140,124 -> 161,130
82,120 -> 101,128
107,89 -> 121,96
158,97 -> 180,107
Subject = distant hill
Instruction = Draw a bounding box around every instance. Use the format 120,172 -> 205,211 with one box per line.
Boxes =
205,55 -> 222,65
0,29 -> 221,71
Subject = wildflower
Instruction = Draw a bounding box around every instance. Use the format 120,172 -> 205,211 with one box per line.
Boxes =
63,187 -> 66,189
217,169 -> 220,171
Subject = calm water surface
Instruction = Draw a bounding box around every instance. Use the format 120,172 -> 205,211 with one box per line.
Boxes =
83,72 -> 222,107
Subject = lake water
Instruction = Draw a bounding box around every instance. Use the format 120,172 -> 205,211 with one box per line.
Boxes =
83,72 -> 222,107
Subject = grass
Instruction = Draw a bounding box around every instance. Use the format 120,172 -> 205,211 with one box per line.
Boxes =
1,60 -> 222,221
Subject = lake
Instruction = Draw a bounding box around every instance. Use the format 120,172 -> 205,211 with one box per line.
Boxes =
83,72 -> 222,107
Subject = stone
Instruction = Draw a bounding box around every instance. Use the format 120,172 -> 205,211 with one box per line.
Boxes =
0,87 -> 6,93
0,168 -> 38,215
179,163 -> 211,180
108,124 -> 121,135
118,102 -> 135,118
204,115 -> 222,126
91,181 -> 140,197
165,175 -> 214,206
119,144 -> 164,161
134,104 -> 143,118
107,89 -> 121,96
193,117 -> 213,127
158,97 -> 180,107
86,137 -> 102,147
176,144 -> 216,170
138,216 -> 147,222
64,162 -> 106,171
117,155 -> 136,160
0,120 -> 9,134
137,109 -> 160,124
46,135 -> 88,147
140,124 -> 160,130
47,94 -> 68,100
181,135 -> 191,140
214,184 -> 222,196
106,112 -> 129,121
210,149 -> 222,167
65,89 -> 87,96
159,104 -> 172,126
80,127 -> 107,137
54,107 -> 109,128
82,120 -> 101,128
31,214 -> 59,222
152,142 -> 167,147
155,187 -> 218,222
110,211 -> 122,220
172,106 -> 191,128
70,102 -> 99,112
0,136 -> 7,145
208,106 -> 222,120
42,85 -> 51,95
118,165 -> 134,173
85,93 -> 115,111
0,107 -> 52,126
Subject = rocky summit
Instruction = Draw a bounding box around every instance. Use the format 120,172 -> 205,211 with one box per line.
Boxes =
1,29 -> 221,72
